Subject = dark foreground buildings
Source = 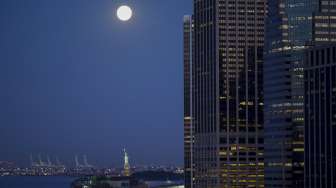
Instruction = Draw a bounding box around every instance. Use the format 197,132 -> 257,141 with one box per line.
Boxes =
303,2 -> 336,188
184,0 -> 266,187
184,0 -> 336,187
304,2 -> 336,188
264,0 -> 336,187
263,1 -> 318,187
304,45 -> 336,188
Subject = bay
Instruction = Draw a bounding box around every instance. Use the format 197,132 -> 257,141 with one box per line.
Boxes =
0,176 -> 76,188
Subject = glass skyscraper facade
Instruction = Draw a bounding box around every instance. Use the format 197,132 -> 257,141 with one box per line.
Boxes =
264,0 -> 336,187
187,0 -> 266,187
304,45 -> 336,188
264,0 -> 319,187
304,1 -> 336,187
185,0 -> 336,187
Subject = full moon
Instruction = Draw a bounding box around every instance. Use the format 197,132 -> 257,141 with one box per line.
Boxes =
117,5 -> 132,21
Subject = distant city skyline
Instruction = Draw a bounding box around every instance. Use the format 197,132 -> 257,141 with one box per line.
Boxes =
2,153 -> 184,169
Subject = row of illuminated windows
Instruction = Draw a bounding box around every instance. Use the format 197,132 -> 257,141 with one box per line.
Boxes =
220,48 -> 246,53
219,31 -> 264,35
220,59 -> 245,62
315,23 -> 336,27
220,33 -> 265,37
315,16 -> 336,20
270,109 -> 303,114
218,2 -> 265,7
220,163 -> 264,167
315,38 -> 336,42
220,157 -> 263,162
321,9 -> 336,13
221,53 -> 245,56
219,40 -> 264,44
218,6 -> 264,10
220,33 -> 264,38
218,22 -> 264,26
271,102 -> 303,108
220,0 -> 264,4
220,0 -> 265,5
220,146 -> 264,153
315,31 -> 336,35
218,12 -> 265,16
267,162 -> 293,167
292,16 -> 309,21
218,17 -> 264,21
321,0 -> 336,5
270,45 -> 307,53
220,138 -> 264,145
219,27 -> 264,32
220,41 -> 263,45
219,151 -> 263,157
220,175 -> 264,179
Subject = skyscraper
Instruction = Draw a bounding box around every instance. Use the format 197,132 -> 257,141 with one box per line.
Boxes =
186,0 -> 266,187
264,1 -> 319,187
183,15 -> 193,188
264,0 -> 336,187
304,1 -> 336,187
304,44 -> 336,188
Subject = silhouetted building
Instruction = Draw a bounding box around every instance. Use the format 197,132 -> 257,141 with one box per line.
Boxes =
189,0 -> 266,187
304,45 -> 336,188
183,15 -> 193,188
264,1 -> 320,187
303,2 -> 336,187
265,1 -> 336,187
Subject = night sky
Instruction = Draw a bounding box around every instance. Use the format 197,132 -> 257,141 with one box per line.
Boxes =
0,0 -> 192,167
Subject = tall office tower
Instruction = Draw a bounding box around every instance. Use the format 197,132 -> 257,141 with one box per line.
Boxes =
304,1 -> 336,187
265,0 -> 336,187
190,0 -> 266,187
183,15 -> 193,188
264,1 -> 320,187
304,45 -> 336,188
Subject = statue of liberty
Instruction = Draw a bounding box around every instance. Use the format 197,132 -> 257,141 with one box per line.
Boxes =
123,149 -> 131,176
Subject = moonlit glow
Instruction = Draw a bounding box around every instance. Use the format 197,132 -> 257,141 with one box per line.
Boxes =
117,5 -> 132,21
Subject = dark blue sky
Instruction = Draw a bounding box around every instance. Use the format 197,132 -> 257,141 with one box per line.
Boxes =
0,0 -> 192,167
